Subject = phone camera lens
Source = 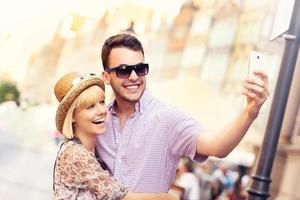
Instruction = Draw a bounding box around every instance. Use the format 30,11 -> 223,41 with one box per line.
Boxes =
257,56 -> 260,59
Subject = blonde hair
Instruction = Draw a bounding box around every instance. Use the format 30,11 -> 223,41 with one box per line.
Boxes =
62,85 -> 104,138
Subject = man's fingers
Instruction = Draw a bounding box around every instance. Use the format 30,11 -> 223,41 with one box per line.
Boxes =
243,81 -> 269,99
241,90 -> 265,104
253,71 -> 269,90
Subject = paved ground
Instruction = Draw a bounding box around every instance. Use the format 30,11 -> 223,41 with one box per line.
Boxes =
0,102 -> 58,200
0,142 -> 56,199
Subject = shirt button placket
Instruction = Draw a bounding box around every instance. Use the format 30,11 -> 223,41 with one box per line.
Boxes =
115,118 -> 132,179
113,117 -> 123,178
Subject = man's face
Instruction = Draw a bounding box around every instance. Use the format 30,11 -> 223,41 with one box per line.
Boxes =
102,47 -> 146,103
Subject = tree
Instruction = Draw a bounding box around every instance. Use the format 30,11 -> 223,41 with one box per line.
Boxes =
0,82 -> 20,104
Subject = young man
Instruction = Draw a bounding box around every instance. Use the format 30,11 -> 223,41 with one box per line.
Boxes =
96,33 -> 269,192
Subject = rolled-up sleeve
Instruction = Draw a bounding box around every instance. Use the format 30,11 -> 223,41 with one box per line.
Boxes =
167,109 -> 208,162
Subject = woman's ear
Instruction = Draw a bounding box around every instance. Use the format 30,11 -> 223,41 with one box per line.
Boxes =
102,71 -> 110,85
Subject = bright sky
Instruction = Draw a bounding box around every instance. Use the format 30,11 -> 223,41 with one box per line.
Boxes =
0,0 -> 185,81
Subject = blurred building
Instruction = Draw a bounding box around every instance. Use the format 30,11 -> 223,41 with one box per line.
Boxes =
161,1 -> 198,78
20,22 -> 66,104
20,0 -> 300,199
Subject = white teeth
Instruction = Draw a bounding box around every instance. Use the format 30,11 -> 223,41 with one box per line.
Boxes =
94,118 -> 105,123
126,85 -> 138,89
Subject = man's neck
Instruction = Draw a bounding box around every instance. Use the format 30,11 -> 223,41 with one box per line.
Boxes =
114,98 -> 138,129
115,97 -> 137,116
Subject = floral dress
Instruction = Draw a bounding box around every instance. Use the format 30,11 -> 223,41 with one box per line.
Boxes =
53,139 -> 128,200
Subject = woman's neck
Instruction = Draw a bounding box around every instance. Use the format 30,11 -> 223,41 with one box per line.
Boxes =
75,132 -> 97,154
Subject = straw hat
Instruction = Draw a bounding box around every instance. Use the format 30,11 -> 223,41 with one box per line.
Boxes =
54,72 -> 105,133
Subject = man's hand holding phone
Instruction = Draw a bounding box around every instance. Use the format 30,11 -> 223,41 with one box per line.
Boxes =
242,51 -> 270,119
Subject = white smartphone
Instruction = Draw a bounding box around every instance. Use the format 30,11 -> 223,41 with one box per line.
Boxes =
248,51 -> 268,79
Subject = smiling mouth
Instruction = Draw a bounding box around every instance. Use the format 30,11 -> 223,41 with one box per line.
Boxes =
92,118 -> 105,125
125,85 -> 139,89
124,81 -> 143,90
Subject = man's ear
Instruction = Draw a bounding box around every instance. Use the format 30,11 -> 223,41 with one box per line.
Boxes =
102,71 -> 110,85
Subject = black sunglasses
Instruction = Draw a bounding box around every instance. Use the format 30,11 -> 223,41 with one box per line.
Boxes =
105,63 -> 149,78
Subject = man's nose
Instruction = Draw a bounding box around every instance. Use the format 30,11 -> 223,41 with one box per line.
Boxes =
128,70 -> 138,81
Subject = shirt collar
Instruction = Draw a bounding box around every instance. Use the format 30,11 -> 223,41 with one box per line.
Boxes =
138,88 -> 152,113
108,88 -> 152,115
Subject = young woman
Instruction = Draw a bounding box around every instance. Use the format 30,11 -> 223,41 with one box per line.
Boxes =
53,72 -> 178,200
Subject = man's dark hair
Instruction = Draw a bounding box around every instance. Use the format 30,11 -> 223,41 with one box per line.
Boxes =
101,33 -> 144,70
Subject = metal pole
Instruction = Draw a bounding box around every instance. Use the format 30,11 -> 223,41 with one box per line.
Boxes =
247,0 -> 300,199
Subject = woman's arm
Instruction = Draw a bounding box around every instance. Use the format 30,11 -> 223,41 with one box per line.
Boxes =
122,192 -> 179,200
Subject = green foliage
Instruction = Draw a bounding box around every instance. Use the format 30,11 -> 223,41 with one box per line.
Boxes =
0,82 -> 20,104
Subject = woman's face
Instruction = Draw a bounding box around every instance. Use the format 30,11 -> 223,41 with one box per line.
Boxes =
73,89 -> 107,136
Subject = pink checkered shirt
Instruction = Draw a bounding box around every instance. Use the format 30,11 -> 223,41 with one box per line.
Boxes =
96,89 -> 207,192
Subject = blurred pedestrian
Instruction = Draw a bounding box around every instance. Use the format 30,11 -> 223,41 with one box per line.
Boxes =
52,130 -> 64,146
212,164 -> 235,192
174,158 -> 201,200
52,72 -> 177,200
211,178 -> 224,200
